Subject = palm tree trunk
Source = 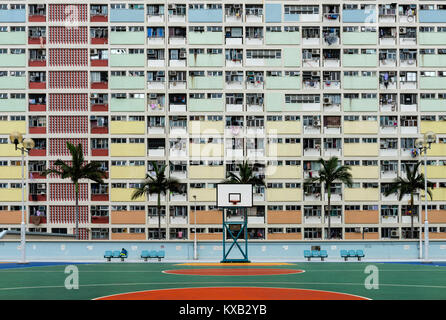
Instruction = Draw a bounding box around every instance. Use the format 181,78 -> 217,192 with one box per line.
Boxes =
157,192 -> 161,240
410,194 -> 414,239
75,182 -> 79,240
327,192 -> 331,240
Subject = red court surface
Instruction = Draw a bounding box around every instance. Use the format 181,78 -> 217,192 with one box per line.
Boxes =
95,287 -> 369,300
163,268 -> 304,276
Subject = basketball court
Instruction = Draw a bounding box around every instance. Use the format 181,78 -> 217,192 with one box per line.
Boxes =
0,261 -> 445,300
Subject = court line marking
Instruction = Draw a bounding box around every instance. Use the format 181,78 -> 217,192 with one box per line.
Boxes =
92,286 -> 371,301
161,269 -> 306,276
0,281 -> 445,292
1,269 -> 445,273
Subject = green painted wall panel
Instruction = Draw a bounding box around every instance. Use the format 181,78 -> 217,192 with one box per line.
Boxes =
265,76 -> 301,90
188,54 -> 224,67
343,76 -> 378,90
0,77 -> 26,89
420,99 -> 446,111
342,32 -> 377,45
109,32 -> 146,45
189,99 -> 224,112
283,48 -> 300,67
0,99 -> 26,112
343,54 -> 377,67
0,32 -> 26,45
265,32 -> 300,45
110,77 -> 146,90
188,32 -> 223,45
420,77 -> 446,90
110,54 -> 146,67
110,98 -> 146,112
343,99 -> 379,112
188,76 -> 223,90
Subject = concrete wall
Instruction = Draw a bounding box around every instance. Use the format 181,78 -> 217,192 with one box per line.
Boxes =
1,240 -> 445,261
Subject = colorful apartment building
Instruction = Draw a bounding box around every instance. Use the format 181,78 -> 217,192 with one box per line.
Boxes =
1,1 -> 446,241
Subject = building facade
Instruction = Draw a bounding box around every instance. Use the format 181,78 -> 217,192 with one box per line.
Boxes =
0,0 -> 446,241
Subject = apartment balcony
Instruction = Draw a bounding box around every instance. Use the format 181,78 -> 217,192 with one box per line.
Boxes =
110,54 -> 145,67
343,54 -> 377,68
110,143 -> 145,157
381,215 -> 399,224
265,76 -> 300,90
266,121 -> 301,135
304,215 -> 322,224
401,215 -> 419,225
344,121 -> 378,135
189,98 -> 224,112
188,31 -> 223,45
188,53 -> 224,67
342,32 -> 377,45
110,98 -> 145,112
267,188 -> 302,202
345,188 -> 380,202
91,13 -> 108,23
109,31 -> 145,45
110,9 -> 145,23
149,59 -> 165,68
91,148 -> 108,157
0,32 -> 26,45
344,143 -> 379,157
189,166 -> 225,180
246,58 -> 281,68
343,98 -> 379,112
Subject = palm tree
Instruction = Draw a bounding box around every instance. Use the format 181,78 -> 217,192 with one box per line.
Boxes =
43,142 -> 106,239
305,157 -> 353,239
384,161 -> 434,239
131,161 -> 181,240
223,161 -> 265,186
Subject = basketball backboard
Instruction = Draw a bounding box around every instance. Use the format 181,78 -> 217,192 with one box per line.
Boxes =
216,184 -> 253,208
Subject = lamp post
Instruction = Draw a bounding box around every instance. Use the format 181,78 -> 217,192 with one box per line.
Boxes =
193,195 -> 197,260
415,131 -> 436,262
9,132 -> 35,264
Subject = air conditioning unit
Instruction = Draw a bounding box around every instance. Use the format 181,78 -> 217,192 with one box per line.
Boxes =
355,227 -> 361,233
37,4 -> 45,9
170,71 -> 177,76
148,49 -> 155,54
391,230 -> 399,238
399,27 -> 407,33
313,120 -> 320,126
149,93 -> 157,99
323,97 -> 331,104
233,4 -> 241,8
179,52 -> 187,59
311,71 -> 319,76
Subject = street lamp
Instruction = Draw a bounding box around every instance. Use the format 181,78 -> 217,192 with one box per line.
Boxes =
415,131 -> 436,262
193,195 -> 197,260
9,131 -> 34,264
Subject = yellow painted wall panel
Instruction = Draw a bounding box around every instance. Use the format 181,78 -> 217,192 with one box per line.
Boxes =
0,121 -> 26,135
344,188 -> 379,201
344,144 -> 379,157
267,188 -> 302,202
266,166 -> 302,179
266,121 -> 301,135
110,144 -> 146,157
0,145 -> 22,157
267,144 -> 302,157
420,121 -> 446,134
110,121 -> 146,135
0,166 -> 25,179
0,189 -> 24,202
110,166 -> 146,179
426,166 -> 446,179
189,144 -> 224,157
350,166 -> 379,179
189,166 -> 225,179
110,188 -> 145,202
344,121 -> 378,134
189,188 -> 216,202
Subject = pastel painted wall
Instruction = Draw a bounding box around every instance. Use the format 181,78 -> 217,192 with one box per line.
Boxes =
1,241 -> 446,261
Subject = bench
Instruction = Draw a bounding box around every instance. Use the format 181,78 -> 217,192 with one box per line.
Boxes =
141,250 -> 165,262
104,250 -> 128,262
341,249 -> 365,261
304,250 -> 328,261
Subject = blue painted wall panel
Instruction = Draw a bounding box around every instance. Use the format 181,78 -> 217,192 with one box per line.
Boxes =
110,9 -> 145,22
265,4 -> 282,22
342,9 -> 377,23
0,10 -> 25,23
188,9 -> 222,22
419,10 -> 446,23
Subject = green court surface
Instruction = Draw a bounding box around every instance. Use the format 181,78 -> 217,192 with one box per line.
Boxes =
0,262 -> 445,300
